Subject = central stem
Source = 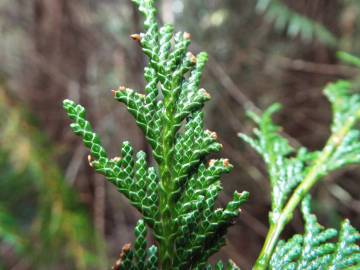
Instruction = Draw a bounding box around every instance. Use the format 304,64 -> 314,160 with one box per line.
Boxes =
252,115 -> 358,270
158,90 -> 178,270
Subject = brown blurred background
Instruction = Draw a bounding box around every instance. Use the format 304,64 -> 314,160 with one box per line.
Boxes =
0,0 -> 359,269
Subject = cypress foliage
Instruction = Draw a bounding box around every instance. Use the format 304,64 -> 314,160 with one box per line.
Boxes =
63,0 -> 248,269
63,0 -> 360,269
270,196 -> 360,270
241,76 -> 360,269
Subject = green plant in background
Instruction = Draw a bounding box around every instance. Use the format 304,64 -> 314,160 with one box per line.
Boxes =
63,0 -> 248,269
0,89 -> 105,269
240,69 -> 360,268
255,0 -> 337,46
338,51 -> 360,69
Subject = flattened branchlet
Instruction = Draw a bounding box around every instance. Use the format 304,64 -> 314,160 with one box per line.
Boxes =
63,0 -> 248,269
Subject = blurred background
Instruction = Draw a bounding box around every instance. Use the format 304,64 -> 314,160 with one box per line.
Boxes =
0,0 -> 360,269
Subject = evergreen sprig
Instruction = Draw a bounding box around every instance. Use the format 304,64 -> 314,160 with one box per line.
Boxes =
240,79 -> 360,269
239,103 -> 318,225
63,0 -> 248,269
270,196 -> 360,270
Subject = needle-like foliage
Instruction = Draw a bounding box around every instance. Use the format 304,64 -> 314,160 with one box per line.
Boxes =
63,0 -> 248,269
270,196 -> 360,270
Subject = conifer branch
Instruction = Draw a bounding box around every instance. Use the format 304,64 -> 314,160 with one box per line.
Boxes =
63,0 -> 248,269
269,196 -> 360,269
241,80 -> 360,270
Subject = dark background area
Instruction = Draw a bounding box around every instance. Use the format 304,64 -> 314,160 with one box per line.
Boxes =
0,0 -> 359,269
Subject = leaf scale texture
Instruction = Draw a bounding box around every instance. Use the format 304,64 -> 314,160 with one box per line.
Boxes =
239,80 -> 360,226
63,0 -> 248,269
270,196 -> 360,270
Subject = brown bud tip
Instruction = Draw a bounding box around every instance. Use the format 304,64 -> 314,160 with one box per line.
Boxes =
130,34 -> 141,42
112,259 -> 121,270
112,243 -> 132,270
209,159 -> 216,167
87,155 -> 93,167
183,32 -> 191,40
187,52 -> 197,64
205,130 -> 218,140
200,88 -> 211,99
223,159 -> 230,168
122,243 -> 131,252
111,89 -> 118,97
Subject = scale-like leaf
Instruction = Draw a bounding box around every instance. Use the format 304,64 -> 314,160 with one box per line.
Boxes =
270,196 -> 360,270
63,0 -> 248,268
240,79 -> 360,226
239,104 -> 316,224
249,56 -> 360,270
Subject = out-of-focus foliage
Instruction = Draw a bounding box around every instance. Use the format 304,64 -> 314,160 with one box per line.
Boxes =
337,51 -> 360,69
241,56 -> 360,269
239,103 -> 317,224
255,0 -> 337,46
240,77 -> 360,225
0,88 -> 105,269
0,207 -> 25,254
